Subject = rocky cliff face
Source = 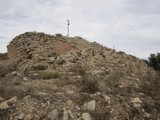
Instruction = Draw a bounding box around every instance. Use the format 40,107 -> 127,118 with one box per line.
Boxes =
1,32 -> 159,120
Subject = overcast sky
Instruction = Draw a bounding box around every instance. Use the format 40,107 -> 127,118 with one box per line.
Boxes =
0,0 -> 160,59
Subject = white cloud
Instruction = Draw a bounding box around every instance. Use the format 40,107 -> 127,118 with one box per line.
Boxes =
0,0 -> 160,59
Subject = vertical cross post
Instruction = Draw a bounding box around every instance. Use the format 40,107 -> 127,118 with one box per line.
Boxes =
67,19 -> 70,37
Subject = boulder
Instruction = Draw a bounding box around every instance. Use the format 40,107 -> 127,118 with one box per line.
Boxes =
82,113 -> 92,120
83,100 -> 96,111
131,97 -> 142,108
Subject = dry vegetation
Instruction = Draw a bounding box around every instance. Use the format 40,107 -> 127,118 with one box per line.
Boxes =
80,76 -> 100,94
140,72 -> 160,97
0,61 -> 17,77
39,70 -> 61,79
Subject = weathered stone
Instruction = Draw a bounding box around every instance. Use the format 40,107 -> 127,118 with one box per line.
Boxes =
22,95 -> 31,101
48,109 -> 59,120
23,77 -> 28,81
37,91 -> 49,97
48,57 -> 55,63
0,96 -> 17,110
0,101 -> 9,110
0,96 -> 4,102
82,113 -> 91,120
17,112 -> 25,120
68,109 -> 74,119
96,92 -> 101,95
6,71 -> 19,77
131,97 -> 142,108
66,91 -> 74,94
48,57 -> 55,61
63,110 -> 68,120
83,100 -> 96,111
76,105 -> 81,111
35,114 -> 40,119
103,95 -> 111,104
144,112 -> 151,118
25,114 -> 35,120
92,70 -> 104,75
66,100 -> 73,106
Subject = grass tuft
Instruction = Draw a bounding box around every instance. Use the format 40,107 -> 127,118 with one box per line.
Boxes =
39,70 -> 60,79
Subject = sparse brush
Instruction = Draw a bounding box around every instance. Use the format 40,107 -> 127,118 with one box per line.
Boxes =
0,62 -> 17,77
140,72 -> 160,96
80,76 -> 100,94
55,33 -> 62,37
39,70 -> 60,79
32,64 -> 47,70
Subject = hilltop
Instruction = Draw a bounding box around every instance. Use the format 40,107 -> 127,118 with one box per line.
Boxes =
0,32 -> 159,120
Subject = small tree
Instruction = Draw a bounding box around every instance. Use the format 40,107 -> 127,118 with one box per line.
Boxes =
149,53 -> 160,70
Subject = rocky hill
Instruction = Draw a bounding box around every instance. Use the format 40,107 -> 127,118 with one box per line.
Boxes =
0,32 -> 159,120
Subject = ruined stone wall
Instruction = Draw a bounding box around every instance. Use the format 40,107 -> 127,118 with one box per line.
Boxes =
7,36 -> 28,63
7,31 -> 155,79
7,32 -> 74,70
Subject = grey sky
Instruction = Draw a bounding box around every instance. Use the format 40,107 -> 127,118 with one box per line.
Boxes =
0,0 -> 160,59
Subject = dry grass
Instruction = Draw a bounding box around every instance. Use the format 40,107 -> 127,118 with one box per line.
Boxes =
140,72 -> 160,97
39,70 -> 61,79
79,76 -> 100,94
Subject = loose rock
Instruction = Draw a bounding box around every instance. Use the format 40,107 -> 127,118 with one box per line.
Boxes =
48,109 -> 59,120
131,97 -> 142,108
83,100 -> 96,111
17,112 -> 25,120
82,113 -> 92,120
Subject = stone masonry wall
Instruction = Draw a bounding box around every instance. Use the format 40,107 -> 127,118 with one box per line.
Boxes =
7,32 -> 74,70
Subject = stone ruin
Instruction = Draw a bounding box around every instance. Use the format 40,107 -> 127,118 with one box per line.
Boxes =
7,32 -> 155,79
2,32 -> 159,120
7,32 -> 74,71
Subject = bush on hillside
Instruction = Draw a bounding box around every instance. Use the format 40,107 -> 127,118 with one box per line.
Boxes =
55,33 -> 63,37
80,76 -> 100,94
149,53 -> 160,70
39,70 -> 61,79
140,72 -> 160,96
0,62 -> 17,77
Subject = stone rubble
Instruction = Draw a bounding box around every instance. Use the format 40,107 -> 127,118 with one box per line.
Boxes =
0,32 -> 159,120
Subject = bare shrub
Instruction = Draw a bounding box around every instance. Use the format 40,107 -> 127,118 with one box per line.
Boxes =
55,33 -> 63,37
0,109 -> 11,120
32,64 -> 47,70
80,76 -> 100,94
140,72 -> 160,96
69,63 -> 87,76
0,62 -> 17,77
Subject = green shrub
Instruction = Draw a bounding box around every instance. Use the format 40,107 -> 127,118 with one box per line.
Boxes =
39,70 -> 60,79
